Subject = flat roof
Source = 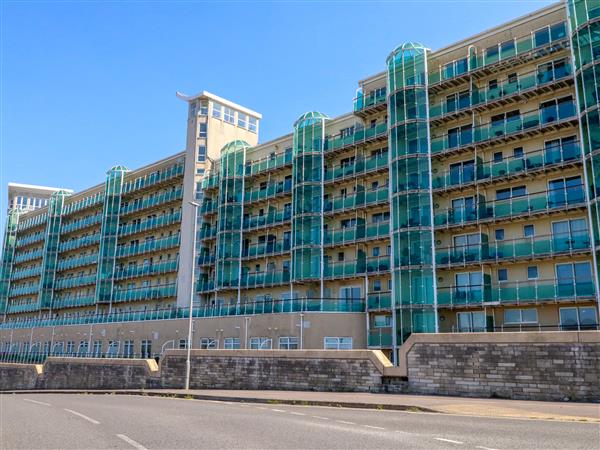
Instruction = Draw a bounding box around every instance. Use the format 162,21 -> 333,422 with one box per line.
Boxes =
176,90 -> 262,119
8,182 -> 74,193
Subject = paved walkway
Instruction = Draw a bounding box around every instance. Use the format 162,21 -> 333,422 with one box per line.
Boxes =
140,389 -> 599,422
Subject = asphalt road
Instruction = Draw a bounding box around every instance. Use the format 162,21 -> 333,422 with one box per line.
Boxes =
0,394 -> 598,449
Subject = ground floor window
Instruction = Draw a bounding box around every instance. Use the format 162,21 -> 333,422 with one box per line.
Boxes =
559,307 -> 598,330
178,339 -> 188,349
456,311 -> 486,332
199,338 -> 218,349
249,337 -> 272,350
278,336 -> 299,350
224,338 -> 240,349
324,337 -> 352,350
504,308 -> 538,325
140,340 -> 152,358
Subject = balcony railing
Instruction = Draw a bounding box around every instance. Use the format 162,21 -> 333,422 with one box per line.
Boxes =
122,161 -> 185,194
324,152 -> 388,183
368,328 -> 393,347
324,186 -> 389,214
52,296 -> 96,310
434,185 -> 586,228
437,278 -> 595,307
428,21 -> 568,85
324,221 -> 389,246
15,232 -> 45,248
113,259 -> 179,280
367,292 -> 392,310
243,209 -> 292,230
324,123 -> 387,153
432,142 -> 581,190
13,249 -> 44,264
245,149 -> 293,177
435,233 -> 591,267
58,233 -> 101,253
244,179 -> 292,203
54,274 -> 97,290
61,213 -> 103,235
430,61 -> 573,119
354,89 -> 387,113
17,213 -> 48,232
242,240 -> 291,259
9,283 -> 39,297
200,174 -> 219,190
120,187 -> 183,216
63,193 -> 104,216
323,256 -> 391,279
6,302 -> 39,314
116,234 -> 180,258
431,99 -> 577,155
118,211 -> 182,237
112,283 -> 177,302
199,227 -> 217,240
10,265 -> 42,281
56,253 -> 99,271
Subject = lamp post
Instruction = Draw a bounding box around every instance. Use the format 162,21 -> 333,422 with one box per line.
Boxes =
185,200 -> 200,390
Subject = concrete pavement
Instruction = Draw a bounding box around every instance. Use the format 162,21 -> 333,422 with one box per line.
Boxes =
1,393 -> 599,449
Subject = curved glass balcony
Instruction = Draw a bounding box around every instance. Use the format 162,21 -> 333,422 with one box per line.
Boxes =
57,253 -> 98,271
324,221 -> 389,246
240,270 -> 291,288
54,274 -> 97,290
431,99 -> 577,155
118,211 -> 181,237
61,213 -> 103,235
432,142 -> 581,190
58,233 -> 101,253
434,184 -> 586,228
112,283 -> 177,302
120,187 -> 183,216
116,234 -> 180,258
428,21 -> 567,85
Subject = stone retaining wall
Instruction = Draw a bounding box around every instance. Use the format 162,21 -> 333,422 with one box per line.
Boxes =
0,363 -> 42,390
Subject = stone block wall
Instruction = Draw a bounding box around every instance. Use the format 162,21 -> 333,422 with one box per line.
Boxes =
0,363 -> 42,390
160,350 -> 389,392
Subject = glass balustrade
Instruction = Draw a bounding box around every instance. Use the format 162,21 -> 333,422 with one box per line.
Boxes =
60,213 -> 103,235
10,266 -> 42,281
122,162 -> 185,194
112,283 -> 177,302
437,278 -> 595,307
324,123 -> 387,153
354,89 -> 387,113
434,185 -> 586,227
199,227 -> 216,240
63,193 -> 105,216
431,100 -> 577,154
240,270 -> 291,288
56,253 -> 99,271
367,292 -> 392,309
58,233 -> 101,253
428,21 -> 568,85
113,259 -> 179,279
54,274 -> 97,290
9,284 -> 39,297
116,234 -> 180,258
200,200 -> 218,215
324,186 -> 389,214
324,221 -> 389,246
245,149 -> 293,176
13,249 -> 44,264
119,187 -> 183,215
17,214 -> 47,232
436,233 -> 590,266
432,143 -> 581,190
324,152 -> 388,182
244,180 -> 292,203
243,209 -> 292,230
52,296 -> 96,309
15,232 -> 45,248
200,173 -> 220,190
6,302 -> 39,314
242,240 -> 291,258
430,62 -> 573,119
118,211 -> 181,237
368,328 -> 393,347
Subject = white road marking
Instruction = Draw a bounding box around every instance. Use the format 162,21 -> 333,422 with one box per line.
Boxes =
116,434 -> 148,450
311,416 -> 330,420
364,425 -> 385,430
290,412 -> 306,416
476,446 -> 499,450
336,420 -> 356,425
23,399 -> 51,406
63,408 -> 100,425
435,437 -> 463,444
271,409 -> 285,412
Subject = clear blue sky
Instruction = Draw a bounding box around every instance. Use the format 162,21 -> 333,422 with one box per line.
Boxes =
1,0 -> 556,229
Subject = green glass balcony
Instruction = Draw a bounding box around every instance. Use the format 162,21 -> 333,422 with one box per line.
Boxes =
119,211 -> 181,237
17,213 -> 48,232
197,253 -> 215,265
244,179 -> 292,203
366,255 -> 391,274
6,302 -> 39,314
325,123 -> 387,153
13,249 -> 44,264
430,62 -> 573,119
437,278 -> 595,307
243,208 -> 292,230
324,152 -> 388,183
367,292 -> 392,310
61,213 -> 103,235
324,186 -> 389,214
354,89 -> 387,113
112,283 -> 177,302
196,279 -> 215,292
436,233 -> 590,267
63,193 -> 104,216
15,231 -> 45,248
122,161 -> 184,194
116,234 -> 180,258
241,270 -> 291,288
54,274 -> 97,290
10,266 -> 42,281
52,296 -> 96,309
324,222 -> 388,246
432,143 -> 581,190
434,185 -> 586,228
199,227 -> 216,240
113,259 -> 180,280
57,253 -> 98,271
200,173 -> 220,190
9,283 -> 39,297
245,149 -> 293,176
428,21 -> 567,85
200,199 -> 218,215
242,240 -> 291,259
431,100 -> 577,155
368,328 -> 393,347
120,187 -> 183,216
58,233 -> 101,253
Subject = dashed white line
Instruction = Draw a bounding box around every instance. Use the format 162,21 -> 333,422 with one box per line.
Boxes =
364,425 -> 385,430
289,412 -> 306,416
476,446 -> 499,450
435,437 -> 464,444
271,409 -> 285,412
336,420 -> 356,425
63,408 -> 100,425
311,416 -> 330,420
116,434 -> 148,450
23,399 -> 51,406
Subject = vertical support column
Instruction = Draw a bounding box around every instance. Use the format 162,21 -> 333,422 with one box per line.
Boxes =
567,0 -> 600,309
386,43 -> 437,364
0,210 -> 20,316
215,141 -> 249,300
95,166 -> 128,311
39,191 -> 69,311
291,112 -> 329,305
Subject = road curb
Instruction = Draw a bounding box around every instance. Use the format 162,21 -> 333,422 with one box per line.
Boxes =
1,389 -> 439,413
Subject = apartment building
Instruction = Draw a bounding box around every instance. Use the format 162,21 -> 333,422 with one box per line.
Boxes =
7,183 -> 73,212
0,0 -> 598,363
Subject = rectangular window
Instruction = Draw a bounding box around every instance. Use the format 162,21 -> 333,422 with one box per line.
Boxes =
212,103 -> 222,119
224,338 -> 240,349
224,107 -> 235,124
199,338 -> 218,349
237,113 -> 248,128
495,229 -> 505,241
527,266 -> 539,280
249,337 -> 272,350
324,337 -> 353,350
92,340 -> 102,356
197,145 -> 207,162
457,311 -> 486,332
504,308 -> 538,324
560,307 -> 598,330
497,268 -> 508,282
178,339 -> 188,349
278,337 -> 299,350
248,117 -> 257,133
140,340 -> 152,358
524,224 -> 535,237
198,123 -> 207,138
199,100 -> 208,116
373,314 -> 391,328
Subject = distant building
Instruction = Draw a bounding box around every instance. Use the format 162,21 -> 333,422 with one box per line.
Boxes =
7,183 -> 73,212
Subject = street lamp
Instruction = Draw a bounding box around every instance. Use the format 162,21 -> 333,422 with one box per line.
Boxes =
185,200 -> 200,390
